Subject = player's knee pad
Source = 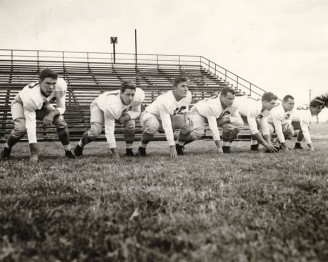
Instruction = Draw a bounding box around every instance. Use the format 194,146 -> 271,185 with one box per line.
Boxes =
88,123 -> 102,140
125,120 -> 135,130
144,126 -> 158,135
53,115 -> 67,128
181,122 -> 194,134
12,118 -> 27,138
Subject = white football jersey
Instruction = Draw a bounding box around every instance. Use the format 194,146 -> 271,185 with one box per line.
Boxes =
233,96 -> 271,135
292,109 -> 315,144
145,90 -> 192,146
267,105 -> 293,143
13,78 -> 67,144
193,95 -> 239,141
93,88 -> 145,148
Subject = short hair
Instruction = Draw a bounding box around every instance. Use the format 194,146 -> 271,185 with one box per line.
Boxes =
39,68 -> 58,82
262,92 -> 278,102
172,76 -> 188,87
310,99 -> 325,108
220,87 -> 235,97
120,80 -> 136,93
283,95 -> 294,102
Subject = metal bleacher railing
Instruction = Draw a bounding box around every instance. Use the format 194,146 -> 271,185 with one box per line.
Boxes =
0,49 -> 266,99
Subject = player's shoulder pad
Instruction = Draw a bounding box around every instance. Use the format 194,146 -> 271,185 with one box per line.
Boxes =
28,82 -> 39,89
55,78 -> 67,91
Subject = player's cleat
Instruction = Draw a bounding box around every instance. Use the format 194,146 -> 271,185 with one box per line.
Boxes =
176,144 -> 185,155
0,147 -> 11,160
125,148 -> 135,157
250,144 -> 259,151
74,145 -> 84,157
222,146 -> 231,154
137,146 -> 147,157
294,143 -> 304,150
65,150 -> 75,158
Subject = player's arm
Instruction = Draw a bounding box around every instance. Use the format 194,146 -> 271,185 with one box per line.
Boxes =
207,115 -> 223,154
300,116 -> 313,150
272,113 -> 288,149
248,115 -> 277,152
23,101 -> 39,162
261,117 -> 271,144
104,110 -> 120,159
158,104 -> 176,158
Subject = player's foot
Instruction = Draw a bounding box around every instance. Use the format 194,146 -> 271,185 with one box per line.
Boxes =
176,144 -> 185,155
0,147 -> 11,160
65,150 -> 75,158
125,148 -> 135,157
222,146 -> 231,154
74,145 -> 84,157
250,144 -> 259,151
294,143 -> 304,150
137,146 -> 147,157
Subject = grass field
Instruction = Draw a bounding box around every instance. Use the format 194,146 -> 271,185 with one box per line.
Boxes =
1,138 -> 328,262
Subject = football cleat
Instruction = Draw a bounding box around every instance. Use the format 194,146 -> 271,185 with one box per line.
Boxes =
125,148 -> 135,157
250,144 -> 259,151
176,144 -> 185,155
0,147 -> 11,160
74,145 -> 84,157
294,143 -> 304,150
222,146 -> 231,154
65,150 -> 75,158
137,146 -> 147,157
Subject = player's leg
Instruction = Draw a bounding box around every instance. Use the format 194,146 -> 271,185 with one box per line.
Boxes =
220,115 -> 244,153
176,110 -> 204,154
124,119 -> 135,156
1,102 -> 27,160
291,121 -> 303,149
138,112 -> 160,156
74,104 -> 104,156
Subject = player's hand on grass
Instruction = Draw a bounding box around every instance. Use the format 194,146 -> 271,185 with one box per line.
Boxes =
282,147 -> 289,152
29,143 -> 39,163
111,148 -> 121,161
309,144 -> 315,151
169,145 -> 177,158
265,143 -> 279,153
217,146 -> 223,155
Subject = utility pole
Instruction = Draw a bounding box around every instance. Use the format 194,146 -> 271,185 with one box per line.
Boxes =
110,37 -> 118,63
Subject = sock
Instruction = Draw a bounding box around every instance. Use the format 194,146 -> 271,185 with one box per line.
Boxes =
176,141 -> 185,146
63,144 -> 71,151
251,140 -> 258,145
126,143 -> 133,149
140,143 -> 148,148
78,140 -> 84,147
5,143 -> 11,149
222,141 -> 230,147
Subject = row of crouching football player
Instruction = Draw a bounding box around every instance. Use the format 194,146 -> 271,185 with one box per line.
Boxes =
1,68 -> 327,162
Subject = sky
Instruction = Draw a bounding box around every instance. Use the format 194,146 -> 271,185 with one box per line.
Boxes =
1,0 -> 327,119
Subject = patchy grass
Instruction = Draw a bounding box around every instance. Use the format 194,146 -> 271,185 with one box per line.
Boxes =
0,139 -> 328,261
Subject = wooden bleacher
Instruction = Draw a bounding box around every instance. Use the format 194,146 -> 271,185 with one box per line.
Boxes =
0,49 -> 257,143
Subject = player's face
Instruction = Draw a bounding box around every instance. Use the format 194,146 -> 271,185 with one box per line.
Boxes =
174,81 -> 189,98
263,99 -> 278,111
220,92 -> 235,107
282,98 -> 295,112
310,106 -> 323,116
121,88 -> 136,105
40,77 -> 56,97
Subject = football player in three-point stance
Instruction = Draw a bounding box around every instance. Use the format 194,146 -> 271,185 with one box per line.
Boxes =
137,76 -> 193,158
232,92 -> 279,153
0,68 -> 74,162
179,87 -> 243,154
267,95 -> 295,151
291,95 -> 327,151
74,81 -> 145,159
